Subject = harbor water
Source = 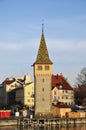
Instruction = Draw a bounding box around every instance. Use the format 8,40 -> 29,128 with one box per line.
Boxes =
0,124 -> 86,130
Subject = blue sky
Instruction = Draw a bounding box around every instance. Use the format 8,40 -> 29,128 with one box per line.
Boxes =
0,0 -> 86,86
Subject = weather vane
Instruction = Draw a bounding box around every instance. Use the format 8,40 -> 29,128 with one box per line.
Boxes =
42,19 -> 44,32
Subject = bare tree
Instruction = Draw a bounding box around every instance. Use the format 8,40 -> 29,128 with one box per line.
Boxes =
74,67 -> 86,106
76,67 -> 86,87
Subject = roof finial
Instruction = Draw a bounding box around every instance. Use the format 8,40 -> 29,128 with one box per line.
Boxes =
42,19 -> 44,33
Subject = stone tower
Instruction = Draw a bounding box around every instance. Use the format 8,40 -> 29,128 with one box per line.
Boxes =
33,26 -> 53,115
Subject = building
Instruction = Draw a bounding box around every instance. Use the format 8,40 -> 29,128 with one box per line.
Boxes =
16,75 -> 34,107
0,84 -> 4,105
52,104 -> 71,117
0,74 -> 34,107
0,77 -> 23,105
52,74 -> 74,106
33,26 -> 53,115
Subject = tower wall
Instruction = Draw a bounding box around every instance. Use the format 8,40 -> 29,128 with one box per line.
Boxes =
34,64 -> 52,115
34,74 -> 52,114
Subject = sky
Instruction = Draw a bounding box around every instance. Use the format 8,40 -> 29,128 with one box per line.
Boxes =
0,0 -> 86,86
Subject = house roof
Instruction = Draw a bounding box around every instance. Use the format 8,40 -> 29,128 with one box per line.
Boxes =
52,74 -> 73,90
34,28 -> 52,64
14,82 -> 33,91
4,78 -> 15,85
17,78 -> 24,83
3,78 -> 24,85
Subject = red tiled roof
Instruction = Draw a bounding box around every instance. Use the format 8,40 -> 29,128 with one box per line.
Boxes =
4,79 -> 15,85
52,74 -> 62,87
52,74 -> 73,90
3,78 -> 24,85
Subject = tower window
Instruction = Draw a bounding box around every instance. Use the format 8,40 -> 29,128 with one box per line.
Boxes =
45,66 -> 49,70
42,98 -> 44,101
38,66 -> 42,70
42,88 -> 44,91
42,78 -> 45,82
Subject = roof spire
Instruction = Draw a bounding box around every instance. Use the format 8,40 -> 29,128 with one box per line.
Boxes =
42,19 -> 44,33
34,25 -> 52,64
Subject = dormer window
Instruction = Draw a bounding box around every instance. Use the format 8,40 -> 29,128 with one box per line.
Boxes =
45,66 -> 49,70
38,66 -> 42,70
59,85 -> 62,89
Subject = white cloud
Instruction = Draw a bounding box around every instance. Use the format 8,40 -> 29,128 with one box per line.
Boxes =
47,39 -> 86,51
0,38 -> 39,52
0,42 -> 21,51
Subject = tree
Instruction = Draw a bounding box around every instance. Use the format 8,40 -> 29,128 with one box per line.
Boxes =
76,67 -> 86,87
74,67 -> 86,106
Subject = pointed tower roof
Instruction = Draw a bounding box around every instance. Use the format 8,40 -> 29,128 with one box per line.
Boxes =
34,25 -> 52,64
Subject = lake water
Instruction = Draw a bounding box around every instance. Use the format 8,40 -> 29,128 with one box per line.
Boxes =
0,124 -> 86,130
